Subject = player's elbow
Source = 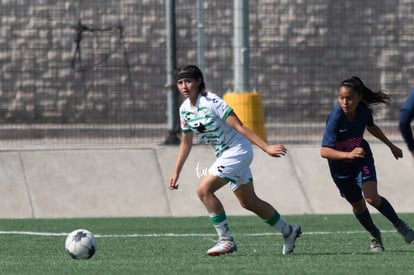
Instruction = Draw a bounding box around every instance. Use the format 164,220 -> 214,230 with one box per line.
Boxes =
320,147 -> 329,159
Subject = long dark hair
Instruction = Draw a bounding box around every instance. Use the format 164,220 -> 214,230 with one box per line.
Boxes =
339,76 -> 390,105
174,65 -> 206,95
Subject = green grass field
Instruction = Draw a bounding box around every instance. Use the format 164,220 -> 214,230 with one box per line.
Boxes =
0,214 -> 413,275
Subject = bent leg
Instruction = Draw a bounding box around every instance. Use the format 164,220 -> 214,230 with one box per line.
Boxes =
196,173 -> 236,251
234,181 -> 301,254
361,181 -> 381,207
350,198 -> 381,239
362,181 -> 414,243
233,181 -> 292,235
196,173 -> 228,214
233,181 -> 275,219
362,181 -> 400,225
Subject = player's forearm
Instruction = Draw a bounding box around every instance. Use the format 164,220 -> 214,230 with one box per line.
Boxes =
172,137 -> 192,175
367,125 -> 393,148
320,146 -> 351,160
238,125 -> 268,151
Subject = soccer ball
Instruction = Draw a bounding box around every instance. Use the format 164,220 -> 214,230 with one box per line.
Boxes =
65,229 -> 97,260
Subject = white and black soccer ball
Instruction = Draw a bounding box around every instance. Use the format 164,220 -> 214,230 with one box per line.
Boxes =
65,229 -> 97,260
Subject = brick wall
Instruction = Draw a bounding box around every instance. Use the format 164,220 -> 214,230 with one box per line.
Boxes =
0,0 -> 413,126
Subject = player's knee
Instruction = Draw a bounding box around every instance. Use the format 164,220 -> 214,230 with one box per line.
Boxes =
238,197 -> 261,212
196,185 -> 206,199
365,196 -> 381,207
364,197 -> 374,206
196,184 -> 212,201
238,199 -> 250,210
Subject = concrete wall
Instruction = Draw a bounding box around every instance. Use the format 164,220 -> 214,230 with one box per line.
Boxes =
1,143 -> 412,218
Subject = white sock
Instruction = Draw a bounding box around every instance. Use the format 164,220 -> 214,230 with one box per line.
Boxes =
273,216 -> 292,237
213,220 -> 232,240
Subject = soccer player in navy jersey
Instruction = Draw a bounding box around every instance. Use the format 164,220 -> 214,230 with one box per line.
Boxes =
399,88 -> 414,159
168,65 -> 301,256
321,76 -> 414,252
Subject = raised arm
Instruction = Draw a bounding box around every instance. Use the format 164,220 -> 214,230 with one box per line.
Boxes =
225,111 -> 287,157
367,124 -> 403,159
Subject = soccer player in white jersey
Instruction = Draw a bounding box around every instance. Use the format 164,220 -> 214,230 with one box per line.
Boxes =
167,65 -> 301,256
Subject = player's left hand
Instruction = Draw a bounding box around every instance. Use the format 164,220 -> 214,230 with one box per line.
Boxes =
265,144 -> 287,157
390,145 -> 403,159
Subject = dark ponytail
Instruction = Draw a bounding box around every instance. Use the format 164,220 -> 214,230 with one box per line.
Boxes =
339,76 -> 390,105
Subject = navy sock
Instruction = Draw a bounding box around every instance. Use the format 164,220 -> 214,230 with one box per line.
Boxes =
353,208 -> 380,238
375,197 -> 400,226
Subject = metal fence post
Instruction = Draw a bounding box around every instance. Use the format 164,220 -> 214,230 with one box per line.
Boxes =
165,0 -> 180,144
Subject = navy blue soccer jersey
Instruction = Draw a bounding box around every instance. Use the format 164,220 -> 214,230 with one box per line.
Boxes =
401,89 -> 414,112
322,103 -> 374,182
400,89 -> 414,151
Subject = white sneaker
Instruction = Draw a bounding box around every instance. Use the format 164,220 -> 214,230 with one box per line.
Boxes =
282,225 -> 301,255
207,238 -> 237,256
370,235 -> 384,253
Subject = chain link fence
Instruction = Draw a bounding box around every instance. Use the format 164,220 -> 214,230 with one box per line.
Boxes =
0,0 -> 413,147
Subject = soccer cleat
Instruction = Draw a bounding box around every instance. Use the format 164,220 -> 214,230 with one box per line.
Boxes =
370,235 -> 384,253
282,224 -> 301,255
395,220 -> 414,244
207,238 -> 237,256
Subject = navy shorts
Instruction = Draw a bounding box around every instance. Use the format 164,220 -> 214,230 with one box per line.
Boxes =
334,155 -> 377,203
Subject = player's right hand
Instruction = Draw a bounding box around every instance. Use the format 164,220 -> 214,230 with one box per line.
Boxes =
348,147 -> 365,159
168,175 -> 179,190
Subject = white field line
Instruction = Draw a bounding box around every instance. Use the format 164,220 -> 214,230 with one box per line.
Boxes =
0,230 -> 397,238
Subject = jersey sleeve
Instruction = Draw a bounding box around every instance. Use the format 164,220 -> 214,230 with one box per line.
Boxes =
366,108 -> 374,127
321,112 -> 338,148
179,107 -> 192,134
399,90 -> 414,151
399,109 -> 414,151
401,89 -> 414,112
210,94 -> 233,121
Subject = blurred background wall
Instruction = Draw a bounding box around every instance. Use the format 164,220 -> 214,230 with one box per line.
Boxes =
0,0 -> 412,146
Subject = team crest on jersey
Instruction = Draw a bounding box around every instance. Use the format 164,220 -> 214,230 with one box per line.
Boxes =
184,113 -> 191,121
194,122 -> 206,133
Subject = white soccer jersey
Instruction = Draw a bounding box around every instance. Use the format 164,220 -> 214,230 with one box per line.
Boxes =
180,91 -> 247,157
